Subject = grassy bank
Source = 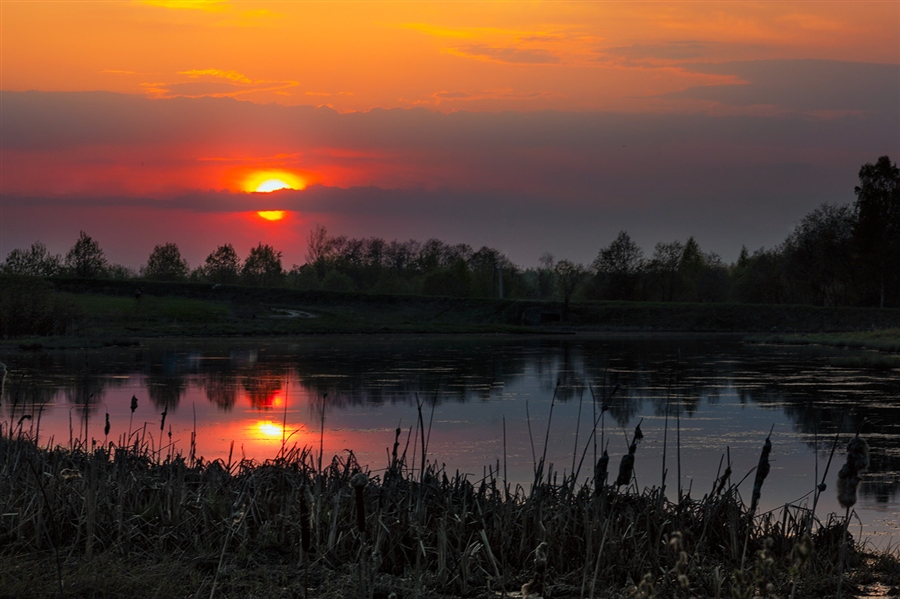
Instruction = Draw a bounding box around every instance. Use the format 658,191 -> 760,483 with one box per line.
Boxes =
2,277 -> 898,344
750,329 -> 900,353
1,425 -> 897,598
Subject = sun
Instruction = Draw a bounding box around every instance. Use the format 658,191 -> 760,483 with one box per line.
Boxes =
256,178 -> 291,193
245,170 -> 305,193
243,171 -> 305,221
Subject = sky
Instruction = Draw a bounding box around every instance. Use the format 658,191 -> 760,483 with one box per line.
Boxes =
1,1 -> 898,271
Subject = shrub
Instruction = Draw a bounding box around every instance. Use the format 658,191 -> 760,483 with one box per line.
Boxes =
0,276 -> 82,337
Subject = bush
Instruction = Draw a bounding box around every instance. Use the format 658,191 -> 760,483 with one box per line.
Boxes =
321,269 -> 356,293
0,276 -> 82,337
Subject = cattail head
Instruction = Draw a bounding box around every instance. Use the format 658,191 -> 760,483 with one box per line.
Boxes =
837,434 -> 869,509
130,395 -> 138,413
750,433 -> 772,513
846,434 -> 870,473
837,463 -> 860,508
616,449 -> 635,487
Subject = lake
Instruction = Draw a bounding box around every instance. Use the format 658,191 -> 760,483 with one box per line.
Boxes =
2,334 -> 898,547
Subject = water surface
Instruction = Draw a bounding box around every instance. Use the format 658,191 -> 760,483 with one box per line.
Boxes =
2,334 -> 898,546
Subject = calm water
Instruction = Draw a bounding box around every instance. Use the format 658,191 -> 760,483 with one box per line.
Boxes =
2,335 -> 898,547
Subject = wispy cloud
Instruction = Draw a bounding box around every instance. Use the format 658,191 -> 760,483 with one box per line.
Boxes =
139,0 -> 226,12
142,68 -> 298,99
445,44 -> 560,65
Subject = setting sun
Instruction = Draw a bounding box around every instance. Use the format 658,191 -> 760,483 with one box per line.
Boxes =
256,179 -> 291,193
245,171 -> 305,193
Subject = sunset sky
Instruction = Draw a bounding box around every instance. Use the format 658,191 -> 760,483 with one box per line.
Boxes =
1,1 -> 898,270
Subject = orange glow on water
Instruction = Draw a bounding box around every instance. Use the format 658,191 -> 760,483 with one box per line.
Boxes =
255,420 -> 284,439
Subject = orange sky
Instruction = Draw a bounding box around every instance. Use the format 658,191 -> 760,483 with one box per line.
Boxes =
1,1 -> 899,268
3,1 -> 896,113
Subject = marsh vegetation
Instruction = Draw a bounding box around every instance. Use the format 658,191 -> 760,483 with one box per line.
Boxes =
2,414 -> 898,598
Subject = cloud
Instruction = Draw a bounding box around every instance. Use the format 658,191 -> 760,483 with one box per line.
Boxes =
668,59 -> 899,114
599,41 -> 728,65
446,44 -> 561,65
141,68 -> 299,100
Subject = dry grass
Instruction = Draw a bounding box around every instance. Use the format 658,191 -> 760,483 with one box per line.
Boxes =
1,425 -> 897,599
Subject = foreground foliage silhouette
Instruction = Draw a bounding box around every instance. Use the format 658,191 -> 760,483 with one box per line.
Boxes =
2,424 -> 897,598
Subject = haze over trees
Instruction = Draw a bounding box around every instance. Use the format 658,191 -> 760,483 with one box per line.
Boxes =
2,156 -> 898,308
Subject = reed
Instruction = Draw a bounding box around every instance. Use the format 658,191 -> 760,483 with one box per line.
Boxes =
0,417 -> 895,598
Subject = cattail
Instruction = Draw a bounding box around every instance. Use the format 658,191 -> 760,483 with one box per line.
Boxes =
521,541 -> 548,598
160,404 -> 168,431
837,434 -> 869,509
616,442 -> 637,487
130,395 -> 138,413
749,433 -> 772,514
350,472 -> 369,535
837,433 -> 869,599
595,449 -> 609,492
846,434 -> 869,472
104,413 -> 110,436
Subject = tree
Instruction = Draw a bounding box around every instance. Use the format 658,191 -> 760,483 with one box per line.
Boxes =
730,246 -> 785,304
536,252 -> 556,300
1,241 -> 62,277
554,259 -> 587,319
853,155 -> 900,307
591,231 -> 645,300
782,203 -> 855,305
142,242 -> 189,281
203,243 -> 241,284
306,224 -> 333,264
242,243 -> 284,286
677,237 -> 728,302
65,231 -> 108,278
646,241 -> 683,302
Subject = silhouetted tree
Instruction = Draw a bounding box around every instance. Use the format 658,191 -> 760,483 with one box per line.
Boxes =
591,231 -> 644,300
536,252 -> 556,300
782,204 -> 855,305
731,246 -> 786,304
142,242 -> 189,281
1,241 -> 62,277
203,243 -> 241,284
646,241 -> 683,302
242,243 -> 284,286
677,237 -> 728,302
853,156 -> 900,307
469,246 -> 509,298
306,224 -> 332,264
554,259 -> 587,319
65,231 -> 108,278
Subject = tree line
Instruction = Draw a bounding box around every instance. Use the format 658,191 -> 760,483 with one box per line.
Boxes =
3,156 -> 898,308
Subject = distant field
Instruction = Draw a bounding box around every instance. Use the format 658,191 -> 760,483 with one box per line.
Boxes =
5,277 -> 900,346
